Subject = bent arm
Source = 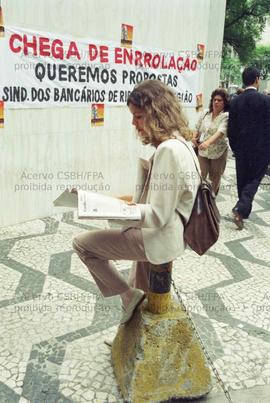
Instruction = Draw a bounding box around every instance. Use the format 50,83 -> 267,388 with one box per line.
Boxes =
203,130 -> 224,146
200,112 -> 228,150
134,145 -> 193,228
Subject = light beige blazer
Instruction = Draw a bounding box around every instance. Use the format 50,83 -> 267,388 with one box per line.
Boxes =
123,137 -> 200,264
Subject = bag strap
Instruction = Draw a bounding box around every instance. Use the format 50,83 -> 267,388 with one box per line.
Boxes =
177,137 -> 217,199
176,137 -> 202,182
176,137 -> 202,225
198,110 -> 209,133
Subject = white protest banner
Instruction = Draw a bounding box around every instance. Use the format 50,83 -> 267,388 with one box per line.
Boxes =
0,26 -> 201,108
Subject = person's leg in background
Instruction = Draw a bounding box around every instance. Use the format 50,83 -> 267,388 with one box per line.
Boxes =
235,154 -> 248,200
198,155 -> 210,181
235,157 -> 269,219
208,149 -> 228,195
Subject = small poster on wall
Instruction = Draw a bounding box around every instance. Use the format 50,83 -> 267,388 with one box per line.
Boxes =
121,23 -> 133,47
91,103 -> 104,127
196,93 -> 203,112
0,101 -> 4,128
197,44 -> 205,62
0,6 -> 4,38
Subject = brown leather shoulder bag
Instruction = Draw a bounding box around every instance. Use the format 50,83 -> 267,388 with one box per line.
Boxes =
178,139 -> 220,255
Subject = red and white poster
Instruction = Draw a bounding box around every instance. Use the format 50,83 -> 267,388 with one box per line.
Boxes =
121,24 -> 133,47
0,25 -> 201,108
91,103 -> 104,126
197,43 -> 205,62
0,100 -> 4,128
0,6 -> 4,38
196,93 -> 203,112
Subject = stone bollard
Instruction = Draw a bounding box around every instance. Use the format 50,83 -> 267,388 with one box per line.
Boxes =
111,262 -> 212,403
147,262 -> 172,314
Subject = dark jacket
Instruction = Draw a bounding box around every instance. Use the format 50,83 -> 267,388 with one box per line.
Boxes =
228,88 -> 270,159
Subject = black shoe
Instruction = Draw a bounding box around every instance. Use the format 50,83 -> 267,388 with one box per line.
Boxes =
232,208 -> 244,230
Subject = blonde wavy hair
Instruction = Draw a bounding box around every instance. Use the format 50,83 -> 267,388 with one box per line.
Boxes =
127,80 -> 192,146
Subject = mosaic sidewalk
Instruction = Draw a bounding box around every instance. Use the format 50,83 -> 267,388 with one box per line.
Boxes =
0,156 -> 270,403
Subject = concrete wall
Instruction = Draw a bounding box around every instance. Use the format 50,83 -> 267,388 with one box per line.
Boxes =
0,0 -> 226,226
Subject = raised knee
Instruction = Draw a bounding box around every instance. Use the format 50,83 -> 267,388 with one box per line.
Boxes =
72,233 -> 95,258
72,236 -> 84,253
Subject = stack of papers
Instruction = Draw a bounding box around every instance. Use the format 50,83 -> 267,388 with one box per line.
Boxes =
53,189 -> 141,220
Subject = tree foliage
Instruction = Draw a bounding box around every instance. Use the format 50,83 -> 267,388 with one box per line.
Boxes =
221,45 -> 270,87
250,45 -> 270,79
220,55 -> 242,87
224,0 -> 270,63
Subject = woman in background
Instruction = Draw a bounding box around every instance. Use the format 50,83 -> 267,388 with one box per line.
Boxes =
193,88 -> 229,195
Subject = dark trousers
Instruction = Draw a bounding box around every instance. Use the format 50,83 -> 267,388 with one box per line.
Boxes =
198,149 -> 228,195
234,154 -> 269,218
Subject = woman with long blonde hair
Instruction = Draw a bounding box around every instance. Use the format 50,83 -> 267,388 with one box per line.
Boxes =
73,80 -> 200,325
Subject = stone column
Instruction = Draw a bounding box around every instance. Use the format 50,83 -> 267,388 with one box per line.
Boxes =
111,262 -> 212,403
